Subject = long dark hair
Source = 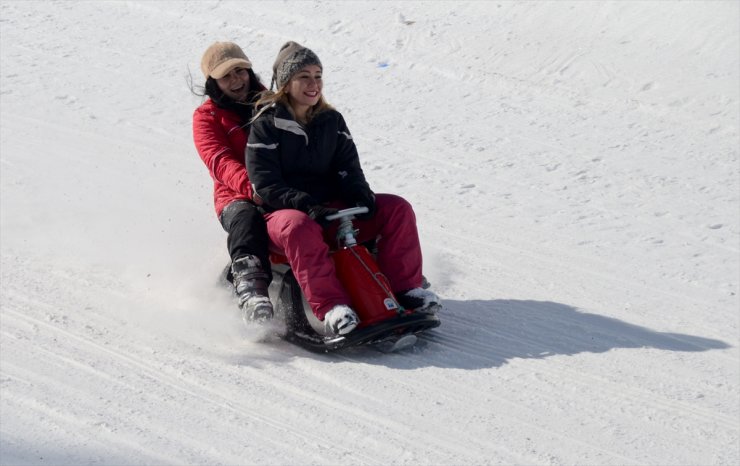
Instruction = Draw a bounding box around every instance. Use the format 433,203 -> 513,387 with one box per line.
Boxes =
190,68 -> 265,124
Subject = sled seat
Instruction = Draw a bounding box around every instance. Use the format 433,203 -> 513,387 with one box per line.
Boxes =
269,252 -> 290,265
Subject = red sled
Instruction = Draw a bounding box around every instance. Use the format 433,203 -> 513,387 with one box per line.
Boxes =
223,207 -> 441,352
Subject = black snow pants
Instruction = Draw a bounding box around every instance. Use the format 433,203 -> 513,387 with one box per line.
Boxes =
219,200 -> 272,281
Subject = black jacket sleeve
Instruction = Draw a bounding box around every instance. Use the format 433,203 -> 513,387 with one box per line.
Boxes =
246,113 -> 318,212
332,113 -> 373,200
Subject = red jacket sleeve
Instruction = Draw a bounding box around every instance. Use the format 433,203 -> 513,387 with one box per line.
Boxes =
192,104 -> 251,198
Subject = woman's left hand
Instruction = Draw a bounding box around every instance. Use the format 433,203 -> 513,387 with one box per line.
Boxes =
352,190 -> 376,220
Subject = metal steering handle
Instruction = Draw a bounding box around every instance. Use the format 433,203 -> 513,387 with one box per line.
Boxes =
325,206 -> 369,221
325,207 -> 369,247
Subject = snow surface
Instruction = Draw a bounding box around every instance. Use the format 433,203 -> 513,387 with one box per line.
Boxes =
1,1 -> 738,465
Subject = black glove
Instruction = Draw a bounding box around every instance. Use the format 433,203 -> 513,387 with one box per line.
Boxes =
307,205 -> 339,227
351,189 -> 376,220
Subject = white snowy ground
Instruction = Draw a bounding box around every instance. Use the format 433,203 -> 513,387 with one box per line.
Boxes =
1,1 -> 738,465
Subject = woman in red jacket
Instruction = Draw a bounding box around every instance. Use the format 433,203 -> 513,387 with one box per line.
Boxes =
192,42 -> 273,324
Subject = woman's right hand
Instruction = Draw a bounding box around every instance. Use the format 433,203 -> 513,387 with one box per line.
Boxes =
307,205 -> 339,227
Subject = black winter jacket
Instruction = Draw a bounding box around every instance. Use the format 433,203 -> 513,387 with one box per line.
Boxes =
246,103 -> 372,213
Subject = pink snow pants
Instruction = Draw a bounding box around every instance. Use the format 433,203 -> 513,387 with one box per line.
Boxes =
264,193 -> 423,320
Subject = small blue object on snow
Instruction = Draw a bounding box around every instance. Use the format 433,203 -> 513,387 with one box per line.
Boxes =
377,61 -> 389,68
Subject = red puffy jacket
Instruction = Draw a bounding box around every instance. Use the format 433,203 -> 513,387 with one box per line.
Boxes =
193,98 -> 253,217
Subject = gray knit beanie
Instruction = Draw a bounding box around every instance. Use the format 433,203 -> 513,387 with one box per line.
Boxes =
271,41 -> 322,90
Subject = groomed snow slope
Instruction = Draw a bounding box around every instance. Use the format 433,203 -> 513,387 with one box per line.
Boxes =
1,1 -> 738,465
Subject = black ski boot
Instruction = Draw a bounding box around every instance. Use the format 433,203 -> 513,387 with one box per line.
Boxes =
231,255 -> 273,324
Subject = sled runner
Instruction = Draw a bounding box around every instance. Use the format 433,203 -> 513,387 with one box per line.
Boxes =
222,207 -> 441,352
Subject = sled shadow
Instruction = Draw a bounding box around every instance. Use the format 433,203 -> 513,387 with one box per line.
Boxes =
339,299 -> 732,370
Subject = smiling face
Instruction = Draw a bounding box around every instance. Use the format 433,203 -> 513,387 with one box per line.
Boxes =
285,65 -> 323,119
215,67 -> 251,102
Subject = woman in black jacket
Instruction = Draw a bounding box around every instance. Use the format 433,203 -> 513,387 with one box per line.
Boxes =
246,42 -> 439,336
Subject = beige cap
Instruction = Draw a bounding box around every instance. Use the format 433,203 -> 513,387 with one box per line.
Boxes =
201,42 -> 252,79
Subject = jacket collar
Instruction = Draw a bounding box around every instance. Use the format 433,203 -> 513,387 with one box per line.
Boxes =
273,103 -> 308,145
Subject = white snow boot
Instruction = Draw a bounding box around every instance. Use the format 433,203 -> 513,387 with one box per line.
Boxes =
323,305 -> 360,336
231,255 -> 273,324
